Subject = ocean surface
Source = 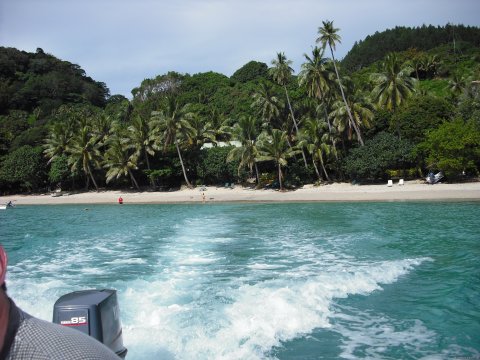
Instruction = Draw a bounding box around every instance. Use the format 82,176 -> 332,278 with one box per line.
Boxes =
1,202 -> 479,359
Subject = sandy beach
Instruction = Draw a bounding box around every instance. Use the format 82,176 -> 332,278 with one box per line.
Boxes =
1,180 -> 480,205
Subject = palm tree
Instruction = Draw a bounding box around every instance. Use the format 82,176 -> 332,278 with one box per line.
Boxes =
317,20 -> 364,145
251,81 -> 283,131
44,121 -> 74,164
227,116 -> 260,184
151,97 -> 196,188
66,124 -> 101,191
330,93 -> 374,143
188,112 -> 216,150
449,73 -> 465,96
209,108 -> 231,142
270,52 -> 308,167
257,129 -> 300,190
299,118 -> 334,181
408,53 -> 425,81
127,115 -> 157,171
423,54 -> 440,78
299,46 -> 333,101
104,135 -> 140,190
299,46 -> 338,138
91,112 -> 112,147
44,105 -> 89,164
370,52 -> 416,137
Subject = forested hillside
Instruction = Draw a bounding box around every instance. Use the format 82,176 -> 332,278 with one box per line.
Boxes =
1,23 -> 479,194
0,47 -> 110,151
342,24 -> 480,71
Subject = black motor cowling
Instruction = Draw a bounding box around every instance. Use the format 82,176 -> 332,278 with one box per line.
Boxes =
53,289 -> 127,358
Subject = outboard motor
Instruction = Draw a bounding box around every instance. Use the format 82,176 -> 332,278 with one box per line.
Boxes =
53,289 -> 127,358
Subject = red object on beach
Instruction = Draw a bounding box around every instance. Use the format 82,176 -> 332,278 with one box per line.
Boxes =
118,196 -> 123,204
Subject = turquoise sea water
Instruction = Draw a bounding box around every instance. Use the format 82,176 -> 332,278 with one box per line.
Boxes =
1,202 -> 479,359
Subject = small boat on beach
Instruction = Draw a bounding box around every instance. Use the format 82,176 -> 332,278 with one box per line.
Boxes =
426,171 -> 443,184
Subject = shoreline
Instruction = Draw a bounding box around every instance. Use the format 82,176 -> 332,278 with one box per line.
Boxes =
1,181 -> 480,205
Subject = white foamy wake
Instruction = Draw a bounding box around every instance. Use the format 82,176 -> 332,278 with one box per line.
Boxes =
106,258 -> 147,265
7,276 -> 73,321
334,312 -> 436,359
121,257 -> 431,360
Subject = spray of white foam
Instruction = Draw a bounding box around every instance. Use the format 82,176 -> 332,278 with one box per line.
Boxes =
7,277 -> 70,321
247,263 -> 286,270
178,255 -> 221,265
6,208 -> 435,360
121,257 -> 431,359
334,311 -> 436,359
106,258 -> 147,265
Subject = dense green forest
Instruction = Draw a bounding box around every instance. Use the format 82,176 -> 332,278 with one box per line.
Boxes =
0,23 -> 479,194
342,24 -> 480,71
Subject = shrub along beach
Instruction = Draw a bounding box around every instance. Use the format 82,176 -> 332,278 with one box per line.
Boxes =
1,23 -> 479,196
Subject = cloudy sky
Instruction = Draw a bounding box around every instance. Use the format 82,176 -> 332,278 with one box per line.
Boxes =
1,0 -> 479,97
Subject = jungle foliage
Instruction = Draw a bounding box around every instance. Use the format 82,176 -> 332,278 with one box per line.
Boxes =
1,23 -> 479,193
342,24 -> 480,71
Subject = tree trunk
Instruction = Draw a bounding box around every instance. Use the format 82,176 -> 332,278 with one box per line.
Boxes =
87,164 -> 99,191
333,138 -> 339,160
278,163 -> 283,191
393,103 -> 402,139
254,162 -> 260,187
284,85 -> 308,168
319,151 -> 331,181
128,168 -> 140,190
145,148 -> 156,188
144,149 -> 151,170
312,157 -> 322,181
329,46 -> 364,146
175,138 -> 192,188
322,104 -> 339,158
323,105 -> 332,132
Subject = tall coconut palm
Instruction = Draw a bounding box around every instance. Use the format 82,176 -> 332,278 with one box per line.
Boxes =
91,112 -> 112,147
227,116 -> 260,183
299,46 -> 338,136
370,52 -> 416,137
257,129 -> 300,190
104,135 -> 140,190
44,121 -> 74,164
66,124 -> 101,191
317,20 -> 364,145
251,81 -> 283,131
330,93 -> 374,143
44,105 -> 87,163
151,97 -> 196,188
209,108 -> 231,142
188,112 -> 216,150
270,52 -> 308,166
128,115 -> 157,171
299,46 -> 333,101
299,118 -> 334,181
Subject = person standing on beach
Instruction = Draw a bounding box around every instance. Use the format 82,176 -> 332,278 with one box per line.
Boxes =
0,245 -> 120,359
